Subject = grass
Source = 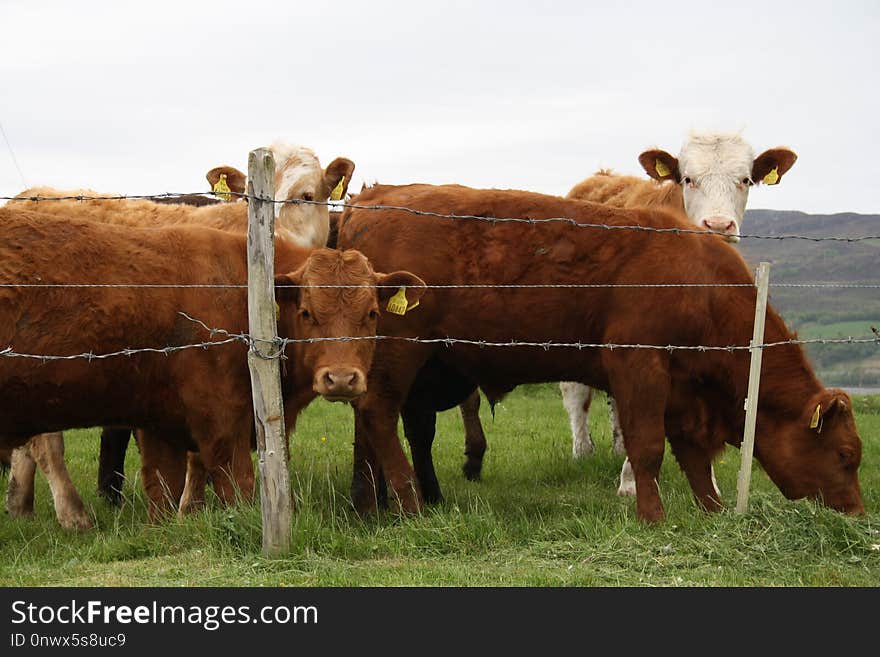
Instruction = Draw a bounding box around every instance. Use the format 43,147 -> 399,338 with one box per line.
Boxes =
1,384 -> 878,587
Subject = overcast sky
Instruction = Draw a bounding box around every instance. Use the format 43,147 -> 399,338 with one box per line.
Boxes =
1,0 -> 877,214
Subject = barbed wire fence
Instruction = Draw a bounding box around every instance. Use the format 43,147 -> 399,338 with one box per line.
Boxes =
3,161 -> 879,546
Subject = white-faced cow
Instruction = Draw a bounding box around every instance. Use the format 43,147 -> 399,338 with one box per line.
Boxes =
558,131 -> 796,497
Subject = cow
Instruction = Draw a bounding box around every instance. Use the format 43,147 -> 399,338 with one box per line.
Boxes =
12,143 -> 355,248
559,132 -> 797,497
5,143 -> 356,520
411,132 -> 799,491
0,207 -> 424,521
335,182 -> 863,523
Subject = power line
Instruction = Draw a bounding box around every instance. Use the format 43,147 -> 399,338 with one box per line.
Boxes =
0,120 -> 27,189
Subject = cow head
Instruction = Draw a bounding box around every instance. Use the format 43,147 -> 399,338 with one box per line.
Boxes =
756,388 -> 864,514
638,132 -> 797,243
274,248 -> 426,402
204,144 -> 356,249
269,142 -> 355,249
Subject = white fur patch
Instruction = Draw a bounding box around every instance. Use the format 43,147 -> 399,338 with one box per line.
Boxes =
561,382 -> 594,458
264,140 -> 330,248
677,131 -> 756,236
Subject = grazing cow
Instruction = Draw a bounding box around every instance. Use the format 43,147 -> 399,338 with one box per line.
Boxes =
0,208 -> 424,520
336,183 -> 863,523
559,132 -> 797,497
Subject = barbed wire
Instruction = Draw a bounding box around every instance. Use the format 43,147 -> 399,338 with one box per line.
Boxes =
4,192 -> 879,243
3,315 -> 877,364
0,336 -> 243,362
2,282 -> 880,290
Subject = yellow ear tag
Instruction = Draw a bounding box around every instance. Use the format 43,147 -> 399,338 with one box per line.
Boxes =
329,176 -> 346,201
655,159 -> 671,178
212,173 -> 232,202
386,287 -> 418,315
763,166 -> 780,185
274,302 -> 280,320
809,403 -> 821,429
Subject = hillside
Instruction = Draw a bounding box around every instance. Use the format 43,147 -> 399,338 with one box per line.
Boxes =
738,209 -> 880,387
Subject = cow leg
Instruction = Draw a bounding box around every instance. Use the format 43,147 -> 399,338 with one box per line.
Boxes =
29,432 -> 92,530
459,390 -> 486,480
607,396 -> 626,456
6,440 -> 37,518
179,451 -> 209,515
197,432 -> 254,508
354,402 -> 422,515
605,351 -> 670,523
351,347 -> 434,516
561,382 -> 594,459
137,430 -> 188,522
617,458 -> 637,497
403,400 -> 443,504
97,426 -> 132,505
668,436 -> 723,512
351,419 -> 386,514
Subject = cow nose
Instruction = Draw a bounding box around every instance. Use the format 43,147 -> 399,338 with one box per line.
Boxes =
702,217 -> 740,243
324,370 -> 359,389
314,367 -> 366,401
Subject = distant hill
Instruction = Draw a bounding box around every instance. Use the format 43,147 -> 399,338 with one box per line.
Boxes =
738,209 -> 880,387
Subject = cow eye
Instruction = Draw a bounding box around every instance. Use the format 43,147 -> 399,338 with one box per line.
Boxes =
302,192 -> 314,202
683,177 -> 694,187
741,177 -> 753,187
368,309 -> 379,320
299,309 -> 311,320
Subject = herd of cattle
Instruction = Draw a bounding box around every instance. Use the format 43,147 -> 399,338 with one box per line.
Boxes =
0,132 -> 866,532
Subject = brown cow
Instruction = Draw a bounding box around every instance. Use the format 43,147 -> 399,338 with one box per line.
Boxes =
0,207 -> 424,520
5,145 -> 356,518
336,183 -> 863,523
561,133 -> 796,496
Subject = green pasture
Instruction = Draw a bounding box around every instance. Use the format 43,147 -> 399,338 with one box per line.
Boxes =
1,385 -> 878,587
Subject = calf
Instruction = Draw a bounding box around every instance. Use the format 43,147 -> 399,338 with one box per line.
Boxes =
0,208 -> 423,520
336,183 -> 862,523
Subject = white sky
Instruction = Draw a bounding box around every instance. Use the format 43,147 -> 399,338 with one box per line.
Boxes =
1,0 -> 878,214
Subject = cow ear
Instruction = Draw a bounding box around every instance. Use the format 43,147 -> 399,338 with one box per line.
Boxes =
375,271 -> 427,312
638,149 -> 680,182
323,158 -> 356,201
807,389 -> 851,434
274,268 -> 304,305
206,166 -> 247,195
752,148 -> 797,186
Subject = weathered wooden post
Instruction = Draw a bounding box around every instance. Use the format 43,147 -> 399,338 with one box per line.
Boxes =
247,147 -> 291,555
735,261 -> 772,514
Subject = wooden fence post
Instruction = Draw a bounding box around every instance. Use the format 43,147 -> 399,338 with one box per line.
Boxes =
247,147 -> 291,555
735,261 -> 772,514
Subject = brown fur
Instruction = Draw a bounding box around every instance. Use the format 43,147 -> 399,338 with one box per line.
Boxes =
566,170 -> 685,217
11,187 -> 254,232
0,207 -> 424,519
337,183 -> 864,523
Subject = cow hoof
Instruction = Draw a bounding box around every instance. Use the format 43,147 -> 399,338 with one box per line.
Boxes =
97,487 -> 124,507
6,503 -> 35,519
5,491 -> 35,518
636,507 -> 666,524
572,439 -> 595,460
58,509 -> 94,531
390,485 -> 423,515
351,487 -> 379,517
461,459 -> 483,481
